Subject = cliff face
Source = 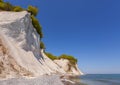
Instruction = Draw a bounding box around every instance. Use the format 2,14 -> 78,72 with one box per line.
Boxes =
54,59 -> 83,76
0,11 -> 64,78
0,11 -> 83,79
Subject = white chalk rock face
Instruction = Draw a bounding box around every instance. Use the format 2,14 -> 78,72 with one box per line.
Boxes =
40,49 -> 65,74
54,59 -> 83,76
0,11 -> 65,78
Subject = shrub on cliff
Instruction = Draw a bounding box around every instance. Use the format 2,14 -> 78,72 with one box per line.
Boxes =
5,2 -> 13,11
0,2 -> 13,11
13,6 -> 24,12
40,41 -> 45,49
0,2 -> 6,10
58,54 -> 77,65
27,5 -> 38,16
28,6 -> 43,39
0,0 -> 3,2
44,52 -> 78,65
45,53 -> 58,60
31,15 -> 43,38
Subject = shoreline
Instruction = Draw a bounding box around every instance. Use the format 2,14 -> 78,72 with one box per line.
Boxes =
0,74 -> 86,85
0,75 -> 63,85
60,75 -> 87,85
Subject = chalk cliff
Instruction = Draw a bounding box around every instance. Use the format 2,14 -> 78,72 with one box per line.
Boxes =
54,59 -> 83,76
0,11 -> 83,79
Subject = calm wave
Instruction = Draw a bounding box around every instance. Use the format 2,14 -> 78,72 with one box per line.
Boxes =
79,74 -> 120,85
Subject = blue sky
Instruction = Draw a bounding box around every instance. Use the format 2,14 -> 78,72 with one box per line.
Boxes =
5,0 -> 120,74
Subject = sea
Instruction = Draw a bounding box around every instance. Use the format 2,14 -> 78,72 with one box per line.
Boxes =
76,74 -> 120,85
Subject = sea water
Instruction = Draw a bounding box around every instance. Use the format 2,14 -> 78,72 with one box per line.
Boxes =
79,74 -> 120,85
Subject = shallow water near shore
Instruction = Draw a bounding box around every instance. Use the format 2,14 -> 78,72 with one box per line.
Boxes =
78,74 -> 120,85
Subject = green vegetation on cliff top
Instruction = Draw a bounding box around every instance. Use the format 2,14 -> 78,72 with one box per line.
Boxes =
45,52 -> 78,65
45,52 -> 58,60
40,41 -> 45,49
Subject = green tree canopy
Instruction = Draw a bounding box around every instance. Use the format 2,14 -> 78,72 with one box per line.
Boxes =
27,5 -> 38,16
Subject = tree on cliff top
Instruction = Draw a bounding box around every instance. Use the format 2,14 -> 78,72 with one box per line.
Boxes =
27,5 -> 38,16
